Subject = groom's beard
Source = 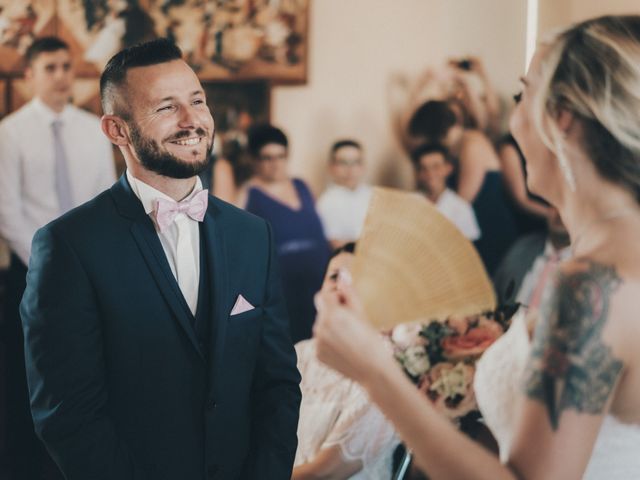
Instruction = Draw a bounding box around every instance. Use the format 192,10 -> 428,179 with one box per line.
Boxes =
129,123 -> 212,179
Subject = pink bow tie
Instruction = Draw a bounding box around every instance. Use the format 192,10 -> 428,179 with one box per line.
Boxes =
153,189 -> 208,232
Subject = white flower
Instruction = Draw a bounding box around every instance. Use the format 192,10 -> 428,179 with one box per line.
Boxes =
402,346 -> 430,377
391,322 -> 426,350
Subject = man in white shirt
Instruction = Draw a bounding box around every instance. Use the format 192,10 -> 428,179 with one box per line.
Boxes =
316,140 -> 373,249
20,39 -> 300,479
411,144 -> 481,240
0,36 -> 115,480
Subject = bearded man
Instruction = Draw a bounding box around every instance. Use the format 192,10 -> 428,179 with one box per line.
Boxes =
20,38 -> 301,480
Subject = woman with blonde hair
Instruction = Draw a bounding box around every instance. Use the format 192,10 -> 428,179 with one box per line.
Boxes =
313,15 -> 640,479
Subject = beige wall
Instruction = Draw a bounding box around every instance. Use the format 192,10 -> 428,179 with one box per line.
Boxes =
539,0 -> 640,35
272,0 -> 528,193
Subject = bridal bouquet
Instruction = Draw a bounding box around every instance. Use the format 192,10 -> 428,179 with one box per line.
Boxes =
388,307 -> 516,421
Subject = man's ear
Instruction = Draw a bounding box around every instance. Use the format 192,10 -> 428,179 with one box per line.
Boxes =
101,115 -> 130,146
443,161 -> 454,176
24,66 -> 33,82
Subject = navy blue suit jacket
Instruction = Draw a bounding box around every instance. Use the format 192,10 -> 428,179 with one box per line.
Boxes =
20,175 -> 301,480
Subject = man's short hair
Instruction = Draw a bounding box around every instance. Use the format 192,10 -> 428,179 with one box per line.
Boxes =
25,37 -> 69,65
410,143 -> 452,167
100,38 -> 183,117
247,124 -> 288,157
329,139 -> 362,161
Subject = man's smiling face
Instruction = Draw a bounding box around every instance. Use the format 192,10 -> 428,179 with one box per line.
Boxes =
124,59 -> 215,178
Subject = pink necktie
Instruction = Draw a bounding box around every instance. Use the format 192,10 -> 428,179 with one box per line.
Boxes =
153,189 -> 208,233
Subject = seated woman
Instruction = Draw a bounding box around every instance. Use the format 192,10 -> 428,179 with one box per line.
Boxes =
313,15 -> 640,479
241,124 -> 330,343
294,243 -> 399,480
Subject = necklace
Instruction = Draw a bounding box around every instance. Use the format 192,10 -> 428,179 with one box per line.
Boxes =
571,208 -> 637,255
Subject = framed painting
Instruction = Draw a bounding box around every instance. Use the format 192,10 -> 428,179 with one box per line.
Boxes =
0,0 -> 56,74
147,0 -> 309,83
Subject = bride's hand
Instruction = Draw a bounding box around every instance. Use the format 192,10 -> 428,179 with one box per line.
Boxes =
313,271 -> 392,384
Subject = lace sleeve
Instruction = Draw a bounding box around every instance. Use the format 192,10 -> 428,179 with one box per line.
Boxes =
322,382 -> 399,479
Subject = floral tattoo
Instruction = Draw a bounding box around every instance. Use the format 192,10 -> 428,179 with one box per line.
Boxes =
523,261 -> 624,430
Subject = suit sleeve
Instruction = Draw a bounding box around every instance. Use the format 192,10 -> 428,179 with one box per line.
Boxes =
242,221 -> 302,479
20,226 -> 146,480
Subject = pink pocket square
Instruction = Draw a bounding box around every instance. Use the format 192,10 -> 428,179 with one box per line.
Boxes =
230,295 -> 255,316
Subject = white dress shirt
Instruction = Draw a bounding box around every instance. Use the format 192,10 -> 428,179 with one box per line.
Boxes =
435,188 -> 481,241
0,98 -> 116,264
316,183 -> 373,242
127,171 -> 202,315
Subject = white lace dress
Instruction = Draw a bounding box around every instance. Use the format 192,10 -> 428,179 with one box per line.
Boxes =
474,310 -> 640,479
294,339 -> 399,479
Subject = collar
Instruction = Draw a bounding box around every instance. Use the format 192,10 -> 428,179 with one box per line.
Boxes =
330,182 -> 370,194
31,97 -> 72,124
434,187 -> 453,206
126,170 -> 204,216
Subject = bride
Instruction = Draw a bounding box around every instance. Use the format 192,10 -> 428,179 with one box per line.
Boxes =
313,15 -> 640,479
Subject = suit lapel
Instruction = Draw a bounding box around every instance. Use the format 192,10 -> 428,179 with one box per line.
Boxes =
202,202 -> 230,396
110,176 -> 205,361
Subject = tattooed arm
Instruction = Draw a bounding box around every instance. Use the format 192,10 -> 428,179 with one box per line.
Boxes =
508,260 -> 624,478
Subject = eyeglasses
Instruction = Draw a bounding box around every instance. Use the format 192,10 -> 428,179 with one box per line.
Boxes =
258,153 -> 288,162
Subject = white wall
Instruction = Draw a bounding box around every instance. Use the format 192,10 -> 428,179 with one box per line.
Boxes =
272,0 -> 528,193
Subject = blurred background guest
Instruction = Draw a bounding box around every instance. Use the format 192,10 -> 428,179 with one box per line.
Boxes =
243,124 -> 330,342
316,139 -> 373,249
493,206 -> 571,307
0,36 -> 115,480
497,133 -> 552,236
407,99 -> 517,274
411,143 -> 480,241
211,109 -> 254,204
293,243 -> 398,480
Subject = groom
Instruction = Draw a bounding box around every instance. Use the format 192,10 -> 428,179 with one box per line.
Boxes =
20,39 -> 301,480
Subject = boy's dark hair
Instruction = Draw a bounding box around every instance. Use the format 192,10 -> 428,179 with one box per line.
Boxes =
410,143 -> 452,167
247,124 -> 289,158
408,100 -> 457,141
329,139 -> 362,161
25,37 -> 69,65
100,38 -> 182,117
330,242 -> 356,260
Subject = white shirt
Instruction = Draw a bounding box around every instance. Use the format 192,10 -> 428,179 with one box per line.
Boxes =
0,98 -> 116,264
127,171 -> 202,315
316,183 -> 373,242
516,240 -> 571,306
435,188 -> 481,241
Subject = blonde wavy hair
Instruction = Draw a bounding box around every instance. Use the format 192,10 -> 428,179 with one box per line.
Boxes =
532,15 -> 640,197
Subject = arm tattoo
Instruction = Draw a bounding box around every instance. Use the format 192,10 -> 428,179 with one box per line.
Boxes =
523,261 -> 624,430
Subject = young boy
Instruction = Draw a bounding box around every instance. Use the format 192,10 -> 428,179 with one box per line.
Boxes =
317,139 -> 373,248
412,144 -> 480,240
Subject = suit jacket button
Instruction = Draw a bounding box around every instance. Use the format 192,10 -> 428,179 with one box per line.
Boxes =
207,464 -> 219,478
207,399 -> 217,411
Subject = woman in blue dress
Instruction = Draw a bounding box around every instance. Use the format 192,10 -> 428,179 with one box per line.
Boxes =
243,124 -> 331,343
